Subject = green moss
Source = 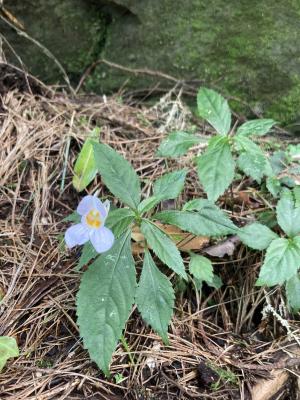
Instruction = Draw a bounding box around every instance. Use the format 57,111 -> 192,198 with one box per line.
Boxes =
85,0 -> 300,123
1,0 -> 107,83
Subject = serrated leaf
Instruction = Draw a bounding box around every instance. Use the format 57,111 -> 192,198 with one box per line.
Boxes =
93,143 -> 141,209
208,274 -> 223,289
105,208 -> 135,238
236,119 -> 276,137
276,189 -> 300,237
197,135 -> 235,202
76,241 -> 99,271
137,196 -> 160,214
76,232 -> 136,375
238,223 -> 278,250
233,135 -> 261,153
270,151 -> 288,175
234,135 -> 271,182
156,131 -> 201,157
141,220 -> 187,279
182,198 -> 238,233
136,250 -> 174,343
73,129 -> 99,192
256,237 -> 300,286
0,336 -> 19,372
197,88 -> 231,135
238,151 -> 268,183
153,169 -> 187,201
155,206 -> 237,237
189,254 -> 214,283
286,274 -> 300,312
266,176 -> 282,198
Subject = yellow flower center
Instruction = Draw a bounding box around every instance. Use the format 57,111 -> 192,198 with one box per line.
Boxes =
86,209 -> 102,229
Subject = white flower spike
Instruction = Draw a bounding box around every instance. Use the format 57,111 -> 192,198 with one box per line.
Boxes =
65,195 -> 114,253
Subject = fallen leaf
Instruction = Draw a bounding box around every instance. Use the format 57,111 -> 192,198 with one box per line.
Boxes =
131,223 -> 209,254
204,236 -> 241,258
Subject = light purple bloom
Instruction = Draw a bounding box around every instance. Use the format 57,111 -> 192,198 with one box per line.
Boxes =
65,195 -> 114,253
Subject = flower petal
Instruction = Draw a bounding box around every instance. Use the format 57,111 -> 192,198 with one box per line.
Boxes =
89,227 -> 115,253
77,195 -> 107,219
65,223 -> 89,248
103,200 -> 110,215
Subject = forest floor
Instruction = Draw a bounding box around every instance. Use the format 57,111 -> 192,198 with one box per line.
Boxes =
0,64 -> 300,400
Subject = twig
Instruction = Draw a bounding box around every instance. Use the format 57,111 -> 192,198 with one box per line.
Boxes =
0,9 -> 75,95
75,58 -> 184,93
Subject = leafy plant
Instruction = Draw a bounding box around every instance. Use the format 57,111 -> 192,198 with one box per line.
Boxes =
0,336 -> 19,372
238,188 -> 300,307
72,128 -> 99,192
64,90 -> 300,377
158,87 -> 276,202
65,140 -> 240,375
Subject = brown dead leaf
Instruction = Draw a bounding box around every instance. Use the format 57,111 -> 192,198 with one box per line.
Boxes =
131,223 -> 209,254
251,345 -> 300,400
203,236 -> 241,258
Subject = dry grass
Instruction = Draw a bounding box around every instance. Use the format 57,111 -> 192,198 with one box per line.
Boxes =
0,66 -> 299,400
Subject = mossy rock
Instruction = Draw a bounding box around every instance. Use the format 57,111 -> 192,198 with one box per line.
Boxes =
2,0 -> 300,123
1,0 -> 106,83
86,0 -> 300,124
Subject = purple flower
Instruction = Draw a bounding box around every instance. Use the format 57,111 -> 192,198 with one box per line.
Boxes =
65,195 -> 114,253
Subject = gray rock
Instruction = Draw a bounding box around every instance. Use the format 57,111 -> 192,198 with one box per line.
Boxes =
1,0 -> 106,83
3,0 -> 300,123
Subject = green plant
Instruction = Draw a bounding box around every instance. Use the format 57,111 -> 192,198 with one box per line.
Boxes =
63,87 -> 300,376
0,336 -> 19,372
238,188 -> 300,311
65,140 -> 238,375
158,87 -> 276,202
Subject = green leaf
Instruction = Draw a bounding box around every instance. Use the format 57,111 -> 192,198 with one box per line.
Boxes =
270,151 -> 288,175
234,135 -> 271,182
63,211 -> 81,223
234,135 -> 261,153
153,169 -> 187,201
208,274 -> 223,289
183,199 -> 237,233
197,88 -> 231,136
287,144 -> 300,160
141,220 -> 187,279
238,223 -> 278,250
266,176 -> 282,198
294,186 -> 300,208
136,250 -> 174,343
197,135 -> 235,202
155,202 -> 237,237
236,119 -> 276,137
189,254 -> 214,283
137,196 -> 161,214
105,208 -> 135,238
0,336 -> 19,372
276,189 -> 300,237
156,131 -> 201,157
93,143 -> 141,209
76,241 -> 99,271
286,274 -> 300,312
76,232 -> 136,375
73,129 -> 99,192
256,237 -> 300,286
237,151 -> 268,183
258,210 -> 277,229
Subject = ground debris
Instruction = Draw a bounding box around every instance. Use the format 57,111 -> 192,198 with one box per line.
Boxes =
0,78 -> 299,399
